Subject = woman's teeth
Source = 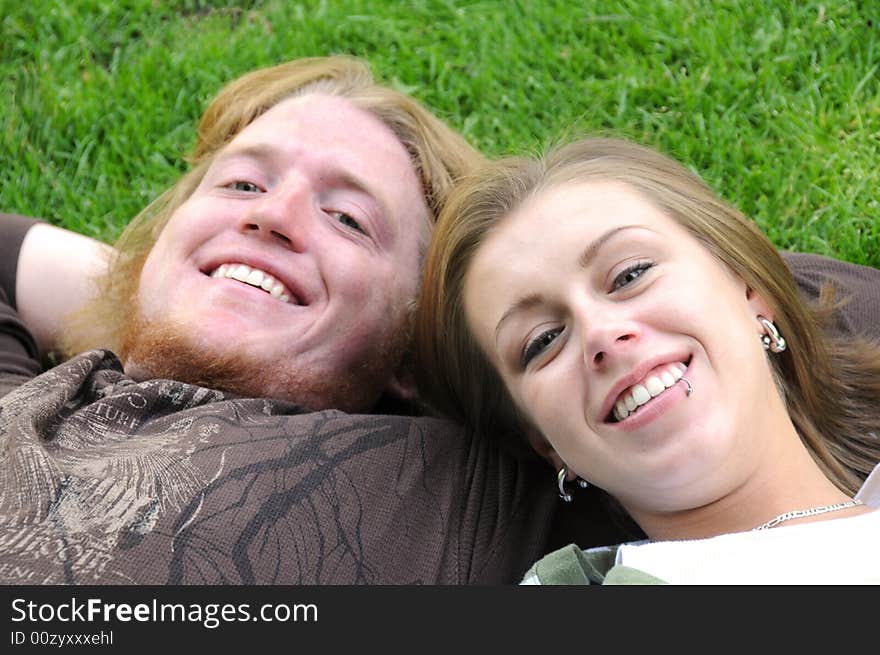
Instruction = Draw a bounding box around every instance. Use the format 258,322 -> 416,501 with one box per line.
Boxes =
210,263 -> 294,303
612,362 -> 687,422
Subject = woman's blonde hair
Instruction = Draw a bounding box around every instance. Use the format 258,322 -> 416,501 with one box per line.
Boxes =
416,137 -> 880,493
62,55 -> 485,357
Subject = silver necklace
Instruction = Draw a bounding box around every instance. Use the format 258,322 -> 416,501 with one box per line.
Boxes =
753,499 -> 864,531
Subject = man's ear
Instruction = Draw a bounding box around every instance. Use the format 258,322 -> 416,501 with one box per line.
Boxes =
386,306 -> 421,403
526,428 -> 566,473
384,362 -> 418,403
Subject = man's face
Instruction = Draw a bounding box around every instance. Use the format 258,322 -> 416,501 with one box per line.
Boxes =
129,93 -> 430,411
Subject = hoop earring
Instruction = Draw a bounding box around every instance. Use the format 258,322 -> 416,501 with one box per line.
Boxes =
758,315 -> 787,353
557,467 -> 589,503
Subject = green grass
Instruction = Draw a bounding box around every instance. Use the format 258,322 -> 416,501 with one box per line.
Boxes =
2,0 -> 878,267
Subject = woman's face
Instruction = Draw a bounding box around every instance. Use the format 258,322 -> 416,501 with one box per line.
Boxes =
463,180 -> 781,514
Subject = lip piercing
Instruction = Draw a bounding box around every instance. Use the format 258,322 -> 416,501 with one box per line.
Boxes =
679,377 -> 693,397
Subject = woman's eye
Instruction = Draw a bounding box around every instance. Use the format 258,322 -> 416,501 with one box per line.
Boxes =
521,327 -> 563,368
611,261 -> 653,291
227,180 -> 262,193
330,211 -> 366,235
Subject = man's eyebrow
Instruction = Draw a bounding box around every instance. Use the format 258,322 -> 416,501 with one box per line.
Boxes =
214,141 -> 393,237
214,142 -> 276,166
493,224 -> 649,344
218,142 -> 379,198
324,169 -> 394,244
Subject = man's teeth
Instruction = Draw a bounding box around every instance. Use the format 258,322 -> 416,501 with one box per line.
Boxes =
612,362 -> 687,422
210,263 -> 293,303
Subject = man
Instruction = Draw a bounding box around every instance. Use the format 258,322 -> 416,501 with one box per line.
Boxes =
17,56 -> 483,412
1,56 -> 579,585
2,56 -> 878,584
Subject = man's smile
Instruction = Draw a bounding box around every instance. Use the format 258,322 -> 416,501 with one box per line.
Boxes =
209,263 -> 299,304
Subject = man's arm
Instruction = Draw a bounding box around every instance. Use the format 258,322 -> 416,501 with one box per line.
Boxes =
781,251 -> 880,340
0,214 -> 45,394
15,220 -> 114,355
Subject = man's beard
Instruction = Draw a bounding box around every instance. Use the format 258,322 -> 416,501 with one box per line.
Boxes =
118,309 -> 410,413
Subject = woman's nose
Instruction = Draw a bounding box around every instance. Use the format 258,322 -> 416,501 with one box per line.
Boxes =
579,307 -> 639,370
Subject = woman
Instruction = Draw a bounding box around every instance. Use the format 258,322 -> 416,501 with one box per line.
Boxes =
416,137 -> 880,584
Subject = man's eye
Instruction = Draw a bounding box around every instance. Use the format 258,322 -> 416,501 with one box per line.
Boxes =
226,180 -> 262,193
521,327 -> 563,368
611,261 -> 653,291
330,211 -> 366,235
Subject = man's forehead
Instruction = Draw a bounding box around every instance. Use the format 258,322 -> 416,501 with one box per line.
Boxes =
216,94 -> 431,243
232,94 -> 402,161
236,96 -> 411,176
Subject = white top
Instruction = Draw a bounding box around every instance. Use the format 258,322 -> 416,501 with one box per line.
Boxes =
614,462 -> 880,584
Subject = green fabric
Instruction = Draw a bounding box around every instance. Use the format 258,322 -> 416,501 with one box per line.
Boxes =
603,565 -> 667,585
526,543 -> 669,585
531,544 -> 592,584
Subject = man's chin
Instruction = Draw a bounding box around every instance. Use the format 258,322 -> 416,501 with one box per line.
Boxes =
119,315 -> 397,413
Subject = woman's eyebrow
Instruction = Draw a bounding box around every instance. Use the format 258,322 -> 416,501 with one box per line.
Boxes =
494,293 -> 544,346
576,224 -> 650,269
493,224 -> 652,344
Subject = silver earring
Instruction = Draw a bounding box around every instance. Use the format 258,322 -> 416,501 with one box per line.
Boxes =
557,467 -> 589,503
758,315 -> 787,353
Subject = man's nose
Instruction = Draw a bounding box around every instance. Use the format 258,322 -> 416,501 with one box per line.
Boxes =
239,178 -> 312,250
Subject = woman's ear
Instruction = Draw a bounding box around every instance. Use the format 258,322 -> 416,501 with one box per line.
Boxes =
526,428 -> 567,473
746,285 -> 775,330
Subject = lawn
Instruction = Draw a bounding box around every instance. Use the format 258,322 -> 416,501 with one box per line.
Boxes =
2,0 -> 878,267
